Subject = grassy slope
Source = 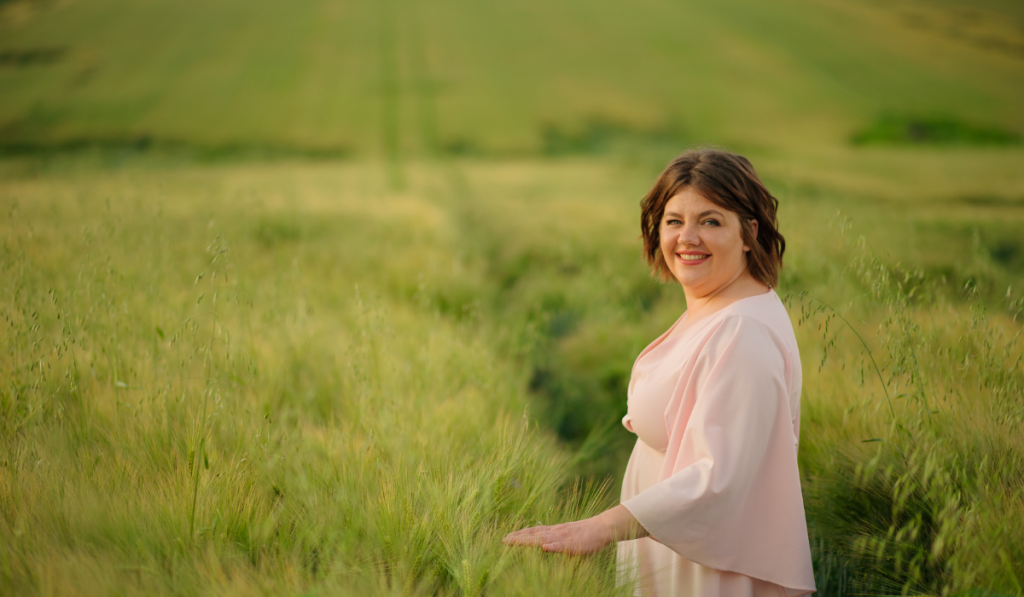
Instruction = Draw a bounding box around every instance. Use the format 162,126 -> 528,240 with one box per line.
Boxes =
1,0 -> 1023,594
1,0 -> 1022,153
2,155 -> 1022,595
0,163 -> 631,596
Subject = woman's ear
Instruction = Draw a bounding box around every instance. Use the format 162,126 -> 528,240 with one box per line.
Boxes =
743,218 -> 758,252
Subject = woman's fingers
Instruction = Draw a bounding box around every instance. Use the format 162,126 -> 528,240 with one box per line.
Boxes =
509,525 -> 550,536
503,523 -> 579,546
503,525 -> 549,540
502,525 -> 555,546
503,521 -> 607,555
504,511 -> 623,555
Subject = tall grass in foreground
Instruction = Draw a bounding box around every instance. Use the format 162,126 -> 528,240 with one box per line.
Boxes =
1,159 -> 1022,596
792,236 -> 1024,596
0,168 -> 626,596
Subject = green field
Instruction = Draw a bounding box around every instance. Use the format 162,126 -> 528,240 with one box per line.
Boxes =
2,0 -> 1023,595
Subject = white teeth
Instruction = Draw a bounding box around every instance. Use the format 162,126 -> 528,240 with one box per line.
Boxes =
679,254 -> 708,261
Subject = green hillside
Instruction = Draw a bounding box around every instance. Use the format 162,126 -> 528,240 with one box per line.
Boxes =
2,0 -> 1023,154
2,0 -> 1023,595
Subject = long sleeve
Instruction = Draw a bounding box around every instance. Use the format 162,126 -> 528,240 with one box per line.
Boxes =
621,314 -> 816,592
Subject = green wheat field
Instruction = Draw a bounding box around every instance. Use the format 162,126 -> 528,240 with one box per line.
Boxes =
2,0 -> 1023,595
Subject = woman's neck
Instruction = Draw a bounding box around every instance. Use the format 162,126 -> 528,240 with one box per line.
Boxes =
681,271 -> 769,326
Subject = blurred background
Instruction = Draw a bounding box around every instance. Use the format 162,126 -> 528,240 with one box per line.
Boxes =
3,0 -> 1023,160
1,0 -> 1022,595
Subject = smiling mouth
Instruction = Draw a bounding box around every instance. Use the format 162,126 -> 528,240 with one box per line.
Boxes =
677,252 -> 710,263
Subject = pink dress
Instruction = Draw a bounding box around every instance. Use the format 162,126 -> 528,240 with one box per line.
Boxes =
617,289 -> 816,597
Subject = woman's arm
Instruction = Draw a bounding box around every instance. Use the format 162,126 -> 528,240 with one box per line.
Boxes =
502,504 -> 650,555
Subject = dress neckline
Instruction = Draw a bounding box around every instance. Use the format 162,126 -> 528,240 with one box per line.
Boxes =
650,288 -> 776,355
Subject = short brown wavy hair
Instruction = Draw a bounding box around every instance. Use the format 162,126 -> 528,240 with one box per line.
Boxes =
640,149 -> 785,287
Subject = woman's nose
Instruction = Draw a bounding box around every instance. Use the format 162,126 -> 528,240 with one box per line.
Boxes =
677,224 -> 699,246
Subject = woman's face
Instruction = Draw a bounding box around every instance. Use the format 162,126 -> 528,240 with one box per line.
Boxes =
658,186 -> 755,296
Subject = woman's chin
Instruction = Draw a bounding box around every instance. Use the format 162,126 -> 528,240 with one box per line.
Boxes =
674,273 -> 707,291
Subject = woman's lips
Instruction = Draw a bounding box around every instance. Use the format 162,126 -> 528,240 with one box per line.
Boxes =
677,252 -> 710,265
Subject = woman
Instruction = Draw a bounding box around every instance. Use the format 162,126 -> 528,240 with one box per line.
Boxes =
503,149 -> 816,597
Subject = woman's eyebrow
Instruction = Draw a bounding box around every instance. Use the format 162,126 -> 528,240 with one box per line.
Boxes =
663,209 -> 725,219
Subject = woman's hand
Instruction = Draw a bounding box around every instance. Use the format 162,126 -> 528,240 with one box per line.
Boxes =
502,505 -> 649,555
502,518 -> 612,555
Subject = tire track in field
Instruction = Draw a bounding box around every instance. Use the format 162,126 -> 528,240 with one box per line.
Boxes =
403,0 -> 469,205
406,1 -> 478,224
406,0 -> 439,158
377,0 -> 403,189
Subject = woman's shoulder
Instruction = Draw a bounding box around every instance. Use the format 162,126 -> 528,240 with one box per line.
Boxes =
728,288 -> 790,321
707,290 -> 798,352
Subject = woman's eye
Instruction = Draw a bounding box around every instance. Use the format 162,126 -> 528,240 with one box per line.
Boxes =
665,219 -> 682,226
702,219 -> 720,226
